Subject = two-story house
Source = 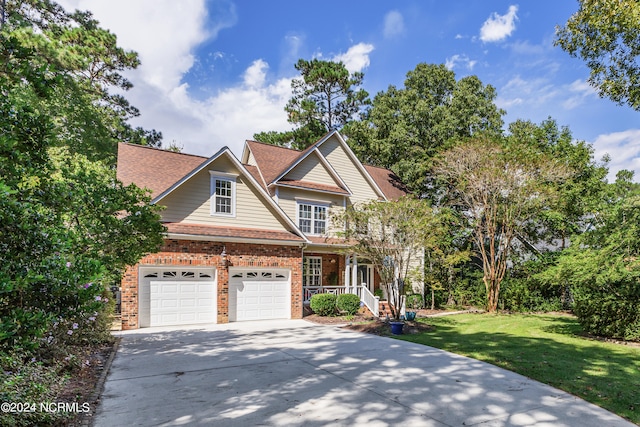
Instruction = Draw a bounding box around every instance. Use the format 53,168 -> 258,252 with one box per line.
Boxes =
116,131 -> 408,329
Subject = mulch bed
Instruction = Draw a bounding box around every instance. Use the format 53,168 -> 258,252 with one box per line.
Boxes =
59,341 -> 118,426
305,310 -> 439,336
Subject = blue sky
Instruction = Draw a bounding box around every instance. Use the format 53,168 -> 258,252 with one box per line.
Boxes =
59,0 -> 640,180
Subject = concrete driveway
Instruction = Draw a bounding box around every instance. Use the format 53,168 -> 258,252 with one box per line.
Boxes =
93,320 -> 634,427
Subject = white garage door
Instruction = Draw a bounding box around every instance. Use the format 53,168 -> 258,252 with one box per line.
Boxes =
229,269 -> 290,321
139,268 -> 216,327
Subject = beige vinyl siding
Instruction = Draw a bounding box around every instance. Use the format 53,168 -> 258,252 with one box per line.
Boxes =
160,156 -> 290,232
318,136 -> 381,203
277,187 -> 345,236
283,153 -> 338,186
246,150 -> 257,166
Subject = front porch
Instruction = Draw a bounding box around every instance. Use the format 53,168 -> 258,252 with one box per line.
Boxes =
303,253 -> 383,317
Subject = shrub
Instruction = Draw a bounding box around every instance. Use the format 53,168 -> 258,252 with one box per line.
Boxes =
572,285 -> 640,341
336,294 -> 361,315
310,293 -> 337,316
500,277 -> 563,313
374,288 -> 384,299
406,294 -> 424,310
0,353 -> 70,426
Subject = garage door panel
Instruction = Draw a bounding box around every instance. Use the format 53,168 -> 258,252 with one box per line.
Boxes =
148,278 -> 216,327
229,270 -> 290,322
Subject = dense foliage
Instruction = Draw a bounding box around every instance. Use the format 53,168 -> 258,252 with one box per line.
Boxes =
539,175 -> 640,340
435,135 -> 569,312
0,1 -> 165,422
556,0 -> 640,110
344,63 -> 504,197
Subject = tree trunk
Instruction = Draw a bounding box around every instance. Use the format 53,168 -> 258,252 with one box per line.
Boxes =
484,275 -> 501,312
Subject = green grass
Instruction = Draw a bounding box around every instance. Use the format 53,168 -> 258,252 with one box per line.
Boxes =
398,313 -> 640,425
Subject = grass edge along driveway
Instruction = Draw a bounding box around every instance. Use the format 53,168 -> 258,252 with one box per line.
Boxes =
398,313 -> 640,425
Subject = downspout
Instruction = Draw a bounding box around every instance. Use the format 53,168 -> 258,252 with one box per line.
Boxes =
300,242 -> 307,306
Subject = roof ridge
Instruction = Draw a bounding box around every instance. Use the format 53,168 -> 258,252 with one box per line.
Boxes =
246,139 -> 302,153
118,142 -> 208,160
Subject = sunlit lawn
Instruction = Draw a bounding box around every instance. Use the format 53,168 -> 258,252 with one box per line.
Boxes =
398,313 -> 640,425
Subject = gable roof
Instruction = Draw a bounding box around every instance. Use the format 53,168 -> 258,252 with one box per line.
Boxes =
243,131 -> 407,200
117,142 -> 309,243
243,140 -> 300,185
117,143 -> 206,198
273,131 -> 387,199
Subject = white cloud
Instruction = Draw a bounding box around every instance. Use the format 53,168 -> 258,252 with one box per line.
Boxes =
243,60 -> 268,88
56,1 -> 375,158
480,5 -> 518,43
383,10 -> 405,39
333,43 -> 375,73
496,75 -> 558,111
55,0 -> 288,157
445,54 -> 477,71
591,129 -> 640,181
59,0 -> 216,90
562,79 -> 597,110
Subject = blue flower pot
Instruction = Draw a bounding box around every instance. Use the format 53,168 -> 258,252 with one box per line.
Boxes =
405,311 -> 416,321
390,321 -> 404,335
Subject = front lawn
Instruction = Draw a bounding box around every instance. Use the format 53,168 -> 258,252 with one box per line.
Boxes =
398,313 -> 640,425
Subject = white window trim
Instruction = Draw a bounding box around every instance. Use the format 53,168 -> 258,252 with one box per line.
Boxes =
210,171 -> 237,217
303,257 -> 322,287
297,201 -> 328,235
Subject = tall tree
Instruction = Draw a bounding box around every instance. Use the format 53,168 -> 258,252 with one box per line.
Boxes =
254,58 -> 369,150
344,63 -> 504,198
0,0 -> 164,351
556,0 -> 640,110
506,118 -> 609,250
435,136 -> 569,312
1,0 -> 162,161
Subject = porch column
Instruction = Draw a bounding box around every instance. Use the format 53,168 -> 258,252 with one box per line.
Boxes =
344,255 -> 351,293
351,256 -> 358,295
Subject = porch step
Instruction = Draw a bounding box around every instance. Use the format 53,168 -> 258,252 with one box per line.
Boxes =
378,301 -> 394,319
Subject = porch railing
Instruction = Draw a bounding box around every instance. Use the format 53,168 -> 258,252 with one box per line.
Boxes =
304,285 -> 380,317
359,285 -> 379,317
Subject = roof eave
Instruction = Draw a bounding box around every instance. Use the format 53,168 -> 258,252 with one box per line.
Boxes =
166,232 -> 307,246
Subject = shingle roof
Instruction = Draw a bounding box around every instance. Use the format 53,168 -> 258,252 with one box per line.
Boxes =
118,138 -> 408,205
117,143 -> 207,198
245,140 -> 301,185
364,164 -> 409,201
246,138 -> 407,200
164,222 -> 304,243
277,179 -> 351,195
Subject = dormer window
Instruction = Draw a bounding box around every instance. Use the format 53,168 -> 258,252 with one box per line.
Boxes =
210,171 -> 237,217
297,201 -> 327,235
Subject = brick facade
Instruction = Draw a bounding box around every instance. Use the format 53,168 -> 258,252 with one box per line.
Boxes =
121,239 -> 303,330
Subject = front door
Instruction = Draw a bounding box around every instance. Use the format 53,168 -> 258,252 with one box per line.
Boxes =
357,264 -> 374,293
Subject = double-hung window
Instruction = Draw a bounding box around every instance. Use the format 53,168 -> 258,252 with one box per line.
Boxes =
210,172 -> 237,217
297,202 -> 327,235
303,257 -> 322,286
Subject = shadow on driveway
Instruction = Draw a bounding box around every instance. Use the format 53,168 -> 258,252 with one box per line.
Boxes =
93,320 -> 634,426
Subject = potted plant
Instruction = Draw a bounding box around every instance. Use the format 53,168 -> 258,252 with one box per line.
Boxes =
404,311 -> 416,321
389,319 -> 404,334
